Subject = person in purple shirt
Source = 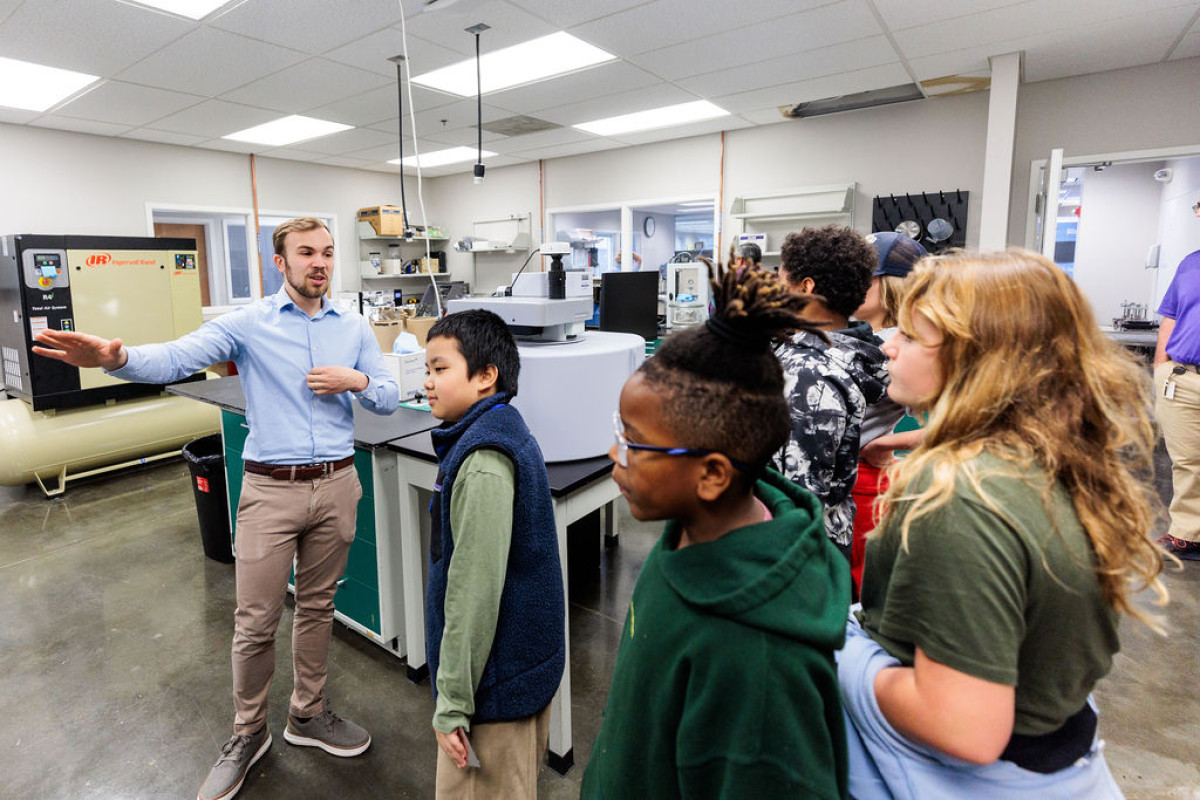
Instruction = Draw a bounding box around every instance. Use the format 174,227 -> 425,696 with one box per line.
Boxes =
1154,199 -> 1200,561
34,217 -> 399,800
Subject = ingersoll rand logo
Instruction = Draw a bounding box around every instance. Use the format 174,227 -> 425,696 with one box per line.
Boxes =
85,253 -> 112,266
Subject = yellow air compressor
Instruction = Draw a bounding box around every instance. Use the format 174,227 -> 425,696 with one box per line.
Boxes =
0,234 -> 219,494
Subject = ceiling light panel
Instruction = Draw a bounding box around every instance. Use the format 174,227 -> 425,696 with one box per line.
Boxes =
123,0 -> 235,20
0,57 -> 99,112
412,32 -> 616,97
390,146 -> 498,168
223,115 -> 353,146
574,100 -> 729,136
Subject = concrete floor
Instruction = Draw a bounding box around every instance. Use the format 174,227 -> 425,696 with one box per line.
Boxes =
0,449 -> 1196,799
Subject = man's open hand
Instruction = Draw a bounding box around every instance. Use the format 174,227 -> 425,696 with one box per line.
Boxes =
32,330 -> 127,371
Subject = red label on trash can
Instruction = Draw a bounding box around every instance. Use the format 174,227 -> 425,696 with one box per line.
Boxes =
196,476 -> 210,493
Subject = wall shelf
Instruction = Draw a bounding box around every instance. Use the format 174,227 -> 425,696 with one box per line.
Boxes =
362,272 -> 450,280
731,183 -> 857,264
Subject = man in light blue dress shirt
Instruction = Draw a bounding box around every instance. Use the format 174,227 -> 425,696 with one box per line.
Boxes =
35,218 -> 399,800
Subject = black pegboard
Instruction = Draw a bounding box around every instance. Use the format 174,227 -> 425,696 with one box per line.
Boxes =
872,190 -> 968,253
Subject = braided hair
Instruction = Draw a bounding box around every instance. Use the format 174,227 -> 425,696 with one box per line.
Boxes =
639,259 -> 817,473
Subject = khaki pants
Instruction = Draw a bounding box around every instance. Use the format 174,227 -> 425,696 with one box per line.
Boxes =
230,466 -> 361,735
435,704 -> 551,799
1156,360 -> 1200,543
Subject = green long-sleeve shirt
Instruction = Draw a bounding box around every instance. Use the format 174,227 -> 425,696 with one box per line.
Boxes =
432,448 -> 515,733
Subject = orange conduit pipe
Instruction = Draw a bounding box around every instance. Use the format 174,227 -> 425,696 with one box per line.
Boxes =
250,153 -> 265,296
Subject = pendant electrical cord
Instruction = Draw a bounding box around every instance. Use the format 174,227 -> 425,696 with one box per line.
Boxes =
396,0 -> 440,317
392,56 -> 411,233
472,27 -> 485,183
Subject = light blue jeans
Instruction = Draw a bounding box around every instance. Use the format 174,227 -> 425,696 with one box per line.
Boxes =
837,611 -> 1125,800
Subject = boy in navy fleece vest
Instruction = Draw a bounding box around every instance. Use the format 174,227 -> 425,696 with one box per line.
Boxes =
422,309 -> 565,799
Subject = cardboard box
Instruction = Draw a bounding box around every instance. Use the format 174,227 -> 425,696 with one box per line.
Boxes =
358,205 -> 405,236
405,315 -> 438,348
370,319 -> 403,353
382,350 -> 426,401
417,256 -> 439,274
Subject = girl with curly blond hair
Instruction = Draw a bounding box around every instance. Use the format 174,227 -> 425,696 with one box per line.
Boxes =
839,250 -> 1166,798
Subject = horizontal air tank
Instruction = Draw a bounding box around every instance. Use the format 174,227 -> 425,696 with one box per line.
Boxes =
0,392 -> 218,493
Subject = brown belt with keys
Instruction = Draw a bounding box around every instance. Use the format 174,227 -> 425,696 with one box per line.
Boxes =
243,455 -> 355,481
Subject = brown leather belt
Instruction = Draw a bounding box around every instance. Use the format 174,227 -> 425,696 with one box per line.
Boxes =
243,455 -> 355,481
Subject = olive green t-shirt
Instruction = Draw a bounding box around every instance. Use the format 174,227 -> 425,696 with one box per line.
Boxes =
859,452 -> 1120,735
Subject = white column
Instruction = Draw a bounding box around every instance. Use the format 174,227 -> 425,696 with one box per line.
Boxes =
620,205 -> 634,271
978,52 -> 1022,252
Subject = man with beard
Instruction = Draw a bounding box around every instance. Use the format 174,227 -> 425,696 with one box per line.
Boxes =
33,217 -> 398,800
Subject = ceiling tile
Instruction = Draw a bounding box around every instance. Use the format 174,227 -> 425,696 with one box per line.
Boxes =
532,84 -> 700,127
258,147 -> 328,164
143,99 -> 282,138
678,37 -> 898,98
208,0 -> 406,53
0,107 -> 41,125
511,138 -> 627,160
0,0 -> 192,75
872,0 -> 1026,32
30,116 -> 135,137
116,27 -> 306,97
486,126 -> 592,155
893,0 -> 1197,60
316,154 -> 376,168
194,138 -> 261,154
714,62 -> 914,113
121,128 -> 208,146
401,0 -> 559,53
630,1 -> 885,81
0,0 -> 23,25
417,127 -> 510,147
1022,7 -> 1198,81
479,61 -> 660,115
308,83 -> 456,128
571,0 -> 831,58
367,99 -> 518,138
734,107 -> 794,125
506,0 -> 650,28
53,80 -> 205,127
323,29 -> 464,78
297,126 -> 399,156
220,58 -> 391,114
608,115 -> 751,147
1172,32 -> 1200,60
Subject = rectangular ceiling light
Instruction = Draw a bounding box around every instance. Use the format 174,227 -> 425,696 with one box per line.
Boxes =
412,32 -> 615,97
574,100 -> 729,136
389,146 -> 498,169
122,0 -> 235,20
0,56 -> 99,112
222,115 -> 353,147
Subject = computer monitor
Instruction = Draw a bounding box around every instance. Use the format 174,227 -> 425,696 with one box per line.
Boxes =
599,270 -> 659,341
416,281 -> 467,316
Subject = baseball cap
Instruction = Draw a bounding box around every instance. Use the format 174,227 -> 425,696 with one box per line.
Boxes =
867,231 -> 928,278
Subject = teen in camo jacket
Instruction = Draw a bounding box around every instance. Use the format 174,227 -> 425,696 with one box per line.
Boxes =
772,226 -> 889,554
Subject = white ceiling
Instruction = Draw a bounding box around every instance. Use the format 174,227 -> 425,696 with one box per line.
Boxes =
1,0 -> 1198,176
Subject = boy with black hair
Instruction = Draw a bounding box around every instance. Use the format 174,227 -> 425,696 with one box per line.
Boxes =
582,264 -> 850,799
775,225 -> 889,556
421,309 -> 565,799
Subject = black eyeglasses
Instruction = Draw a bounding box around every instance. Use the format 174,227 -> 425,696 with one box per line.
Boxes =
612,412 -> 753,471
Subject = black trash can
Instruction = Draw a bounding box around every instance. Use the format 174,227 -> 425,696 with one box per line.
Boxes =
182,434 -> 234,564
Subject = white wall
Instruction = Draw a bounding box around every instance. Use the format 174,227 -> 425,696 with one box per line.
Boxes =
723,91 -> 990,251
0,122 -> 399,294
428,90 -> 990,293
1072,161 -> 1163,324
1155,156 -> 1200,308
424,162 -> 540,296
1010,57 -> 1200,245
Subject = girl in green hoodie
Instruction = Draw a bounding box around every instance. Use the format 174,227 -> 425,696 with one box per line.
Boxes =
581,263 -> 851,800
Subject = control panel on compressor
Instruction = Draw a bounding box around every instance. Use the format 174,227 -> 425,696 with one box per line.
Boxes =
23,249 -> 69,290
